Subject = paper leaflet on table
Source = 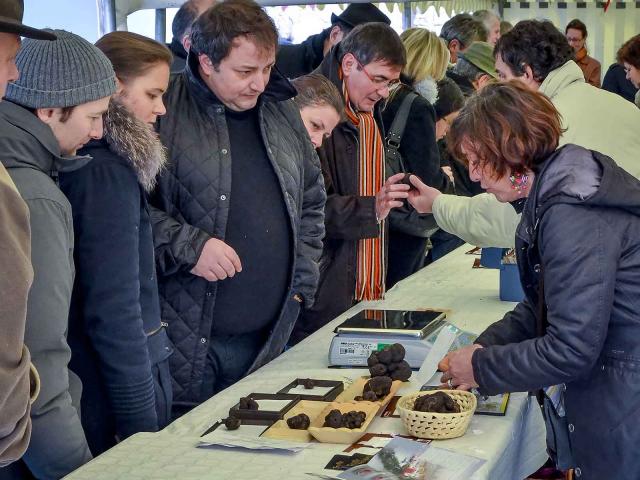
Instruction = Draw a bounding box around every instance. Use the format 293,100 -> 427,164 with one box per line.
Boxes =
337,437 -> 485,480
415,323 -> 478,386
199,422 -> 310,452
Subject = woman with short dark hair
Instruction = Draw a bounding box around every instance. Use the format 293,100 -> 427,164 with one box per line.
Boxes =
409,81 -> 640,478
59,31 -> 174,455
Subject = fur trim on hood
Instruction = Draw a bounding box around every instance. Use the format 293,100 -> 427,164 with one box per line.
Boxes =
103,100 -> 167,192
414,76 -> 438,105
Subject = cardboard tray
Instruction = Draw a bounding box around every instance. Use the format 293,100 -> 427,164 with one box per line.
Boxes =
336,376 -> 403,413
228,393 -> 301,421
261,400 -> 329,443
307,401 -> 379,444
277,379 -> 344,401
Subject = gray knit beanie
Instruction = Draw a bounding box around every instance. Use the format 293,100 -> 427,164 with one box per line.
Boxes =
5,29 -> 116,108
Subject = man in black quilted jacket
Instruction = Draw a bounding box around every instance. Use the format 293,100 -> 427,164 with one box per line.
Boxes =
150,0 -> 326,416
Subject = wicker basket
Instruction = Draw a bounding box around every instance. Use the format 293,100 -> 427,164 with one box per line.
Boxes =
397,390 -> 477,440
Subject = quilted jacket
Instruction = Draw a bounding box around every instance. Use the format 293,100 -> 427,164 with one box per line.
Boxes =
151,55 -> 326,408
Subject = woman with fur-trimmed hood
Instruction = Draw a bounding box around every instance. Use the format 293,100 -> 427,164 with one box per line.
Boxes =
58,32 -> 174,455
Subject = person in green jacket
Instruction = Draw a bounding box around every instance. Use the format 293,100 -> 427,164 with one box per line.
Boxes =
412,20 -> 640,249
0,30 -> 116,479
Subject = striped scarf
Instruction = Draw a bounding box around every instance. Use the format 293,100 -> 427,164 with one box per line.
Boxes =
341,76 -> 386,301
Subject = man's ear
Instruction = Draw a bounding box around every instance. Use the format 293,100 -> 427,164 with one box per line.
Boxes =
341,52 -> 356,78
522,64 -> 541,89
449,39 -> 461,60
328,25 -> 344,47
115,76 -> 125,96
182,34 -> 191,54
198,53 -> 215,77
35,108 -> 57,125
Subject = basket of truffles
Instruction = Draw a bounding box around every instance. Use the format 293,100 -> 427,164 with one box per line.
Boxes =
396,390 -> 477,440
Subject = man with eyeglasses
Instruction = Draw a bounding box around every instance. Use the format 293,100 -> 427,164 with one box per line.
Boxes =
289,22 -> 409,345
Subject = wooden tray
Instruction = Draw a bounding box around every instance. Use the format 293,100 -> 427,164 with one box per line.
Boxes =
336,376 -> 403,413
308,401 -> 379,444
261,400 -> 329,443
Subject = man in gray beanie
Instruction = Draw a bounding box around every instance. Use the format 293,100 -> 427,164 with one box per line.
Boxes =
0,0 -> 55,468
0,29 -> 116,480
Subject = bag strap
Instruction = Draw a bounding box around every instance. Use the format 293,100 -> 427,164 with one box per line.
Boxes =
385,91 -> 418,171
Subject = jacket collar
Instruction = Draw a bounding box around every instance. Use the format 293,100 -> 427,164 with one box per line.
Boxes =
302,30 -> 328,70
0,100 -> 91,174
169,38 -> 187,61
538,61 -> 584,101
82,100 -> 167,192
184,49 -> 297,108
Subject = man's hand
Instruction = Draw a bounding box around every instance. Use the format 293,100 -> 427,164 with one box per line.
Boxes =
191,238 -> 242,281
439,344 -> 483,391
375,172 -> 410,222
406,175 -> 442,214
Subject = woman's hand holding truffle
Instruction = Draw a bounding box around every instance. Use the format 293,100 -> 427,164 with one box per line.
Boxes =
439,344 -> 483,391
406,175 -> 441,214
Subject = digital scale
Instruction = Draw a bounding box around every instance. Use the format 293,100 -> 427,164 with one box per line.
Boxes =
328,309 -> 447,368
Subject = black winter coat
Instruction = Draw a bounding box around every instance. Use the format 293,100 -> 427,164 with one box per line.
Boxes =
151,54 -> 326,408
602,63 -> 638,104
381,84 -> 453,286
290,46 -> 383,344
275,30 -> 327,79
169,38 -> 187,74
60,102 -> 173,455
472,145 -> 640,479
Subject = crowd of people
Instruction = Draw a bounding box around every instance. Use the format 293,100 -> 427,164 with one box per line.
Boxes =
1,0 -> 640,478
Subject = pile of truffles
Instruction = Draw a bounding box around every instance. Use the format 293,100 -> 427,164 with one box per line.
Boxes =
368,344 -> 412,382
413,391 -> 461,414
238,397 -> 259,410
355,344 -> 411,402
323,409 -> 367,429
287,413 -> 311,430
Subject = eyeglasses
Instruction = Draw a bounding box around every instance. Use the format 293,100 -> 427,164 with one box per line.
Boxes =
353,55 -> 400,90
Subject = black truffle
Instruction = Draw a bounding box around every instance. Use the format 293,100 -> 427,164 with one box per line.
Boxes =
365,375 -> 393,398
367,352 -> 380,367
390,360 -> 412,382
324,409 -> 343,428
362,390 -> 378,402
387,362 -> 401,373
224,416 -> 241,430
414,392 -> 460,413
369,363 -> 387,377
239,397 -> 259,410
287,413 -> 311,430
302,378 -> 315,389
342,411 -> 365,429
390,343 -> 406,362
376,348 -> 393,365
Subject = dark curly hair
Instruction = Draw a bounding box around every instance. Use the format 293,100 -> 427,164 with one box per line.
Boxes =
190,0 -> 277,67
617,34 -> 640,69
494,20 -> 574,84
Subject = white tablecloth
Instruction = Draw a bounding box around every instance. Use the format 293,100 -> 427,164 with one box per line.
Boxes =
65,246 -> 547,480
